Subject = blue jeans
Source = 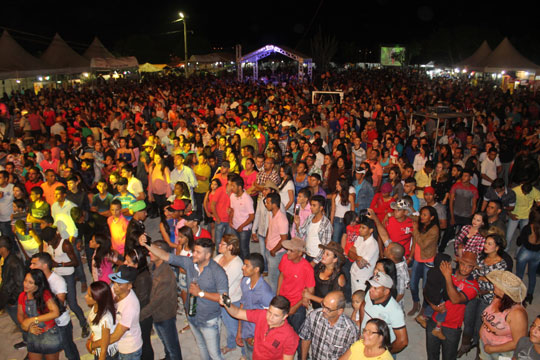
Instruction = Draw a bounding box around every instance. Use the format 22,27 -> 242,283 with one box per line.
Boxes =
187,316 -> 224,360
462,296 -> 489,344
221,301 -> 241,351
118,347 -> 142,360
61,273 -> 88,329
516,245 -> 540,295
332,217 -> 345,243
6,304 -> 27,342
214,222 -> 229,249
506,218 -> 528,251
72,243 -> 87,285
410,260 -> 432,303
154,317 -> 183,360
228,228 -> 251,260
426,318 -> 462,360
264,248 -> 285,293
287,305 -> 306,358
58,321 -> 80,360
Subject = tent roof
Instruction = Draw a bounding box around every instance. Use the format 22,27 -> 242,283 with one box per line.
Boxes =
0,30 -> 50,72
83,37 -> 114,60
479,37 -> 540,73
41,33 -> 90,68
456,40 -> 492,69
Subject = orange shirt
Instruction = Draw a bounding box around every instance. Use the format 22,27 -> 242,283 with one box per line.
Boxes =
41,181 -> 63,205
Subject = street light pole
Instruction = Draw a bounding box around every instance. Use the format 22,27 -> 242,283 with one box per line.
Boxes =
176,12 -> 188,77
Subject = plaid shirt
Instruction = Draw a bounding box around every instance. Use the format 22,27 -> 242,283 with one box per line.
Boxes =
255,167 -> 280,199
297,214 -> 333,263
472,258 -> 508,303
454,225 -> 486,255
299,309 -> 358,360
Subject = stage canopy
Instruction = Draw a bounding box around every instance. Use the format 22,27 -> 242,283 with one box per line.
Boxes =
237,44 -> 313,82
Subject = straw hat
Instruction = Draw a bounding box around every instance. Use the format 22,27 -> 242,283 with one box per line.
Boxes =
486,270 -> 527,303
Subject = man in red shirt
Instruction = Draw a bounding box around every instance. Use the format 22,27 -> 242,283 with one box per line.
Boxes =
219,295 -> 299,360
183,212 -> 211,240
384,199 -> 414,258
277,238 -> 315,358
25,166 -> 44,195
425,251 -> 479,360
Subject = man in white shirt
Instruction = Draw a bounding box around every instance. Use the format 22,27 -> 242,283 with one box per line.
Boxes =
30,252 -> 80,359
51,186 -> 78,242
121,164 -> 145,201
480,147 -> 502,196
229,175 -> 255,260
0,170 -> 14,240
90,265 -> 143,358
170,154 -> 198,209
348,216 -> 379,295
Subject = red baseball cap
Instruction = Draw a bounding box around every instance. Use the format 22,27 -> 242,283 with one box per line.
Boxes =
167,199 -> 186,212
424,186 -> 435,194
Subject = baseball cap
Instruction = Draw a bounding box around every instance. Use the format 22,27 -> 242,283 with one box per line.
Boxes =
424,186 -> 435,195
130,200 -> 147,213
109,265 -> 138,284
167,199 -> 186,212
368,272 -> 394,289
183,212 -> 201,222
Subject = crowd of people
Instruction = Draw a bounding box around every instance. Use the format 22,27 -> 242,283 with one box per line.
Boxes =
0,68 -> 539,360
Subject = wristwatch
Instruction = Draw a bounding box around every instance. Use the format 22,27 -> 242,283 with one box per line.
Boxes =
34,317 -> 39,324
198,291 -> 205,298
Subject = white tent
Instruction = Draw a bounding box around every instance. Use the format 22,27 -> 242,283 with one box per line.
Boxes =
90,57 -> 138,70
456,40 -> 492,70
0,30 -> 51,80
41,33 -> 91,74
478,37 -> 540,73
83,37 -> 115,60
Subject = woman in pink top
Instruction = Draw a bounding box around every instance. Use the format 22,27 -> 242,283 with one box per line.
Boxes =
240,158 -> 258,195
479,270 -> 528,359
148,150 -> 171,216
89,234 -> 120,284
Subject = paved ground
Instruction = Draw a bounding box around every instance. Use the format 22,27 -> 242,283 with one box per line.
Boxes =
2,217 -> 539,359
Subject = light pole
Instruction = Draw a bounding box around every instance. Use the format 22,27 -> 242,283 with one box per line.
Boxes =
174,12 -> 188,77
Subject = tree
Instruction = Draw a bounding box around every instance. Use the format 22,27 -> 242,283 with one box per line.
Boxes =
310,27 -> 338,71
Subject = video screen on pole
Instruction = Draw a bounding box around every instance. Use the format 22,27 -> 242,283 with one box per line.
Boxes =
380,46 -> 406,66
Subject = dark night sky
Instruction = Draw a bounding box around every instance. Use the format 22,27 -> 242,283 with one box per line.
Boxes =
1,0 -> 539,63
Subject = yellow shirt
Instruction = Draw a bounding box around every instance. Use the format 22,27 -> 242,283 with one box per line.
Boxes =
349,340 -> 393,360
511,185 -> 540,219
415,169 -> 432,199
194,163 -> 211,193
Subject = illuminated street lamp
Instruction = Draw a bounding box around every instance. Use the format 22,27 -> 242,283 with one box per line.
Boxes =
174,12 -> 189,77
